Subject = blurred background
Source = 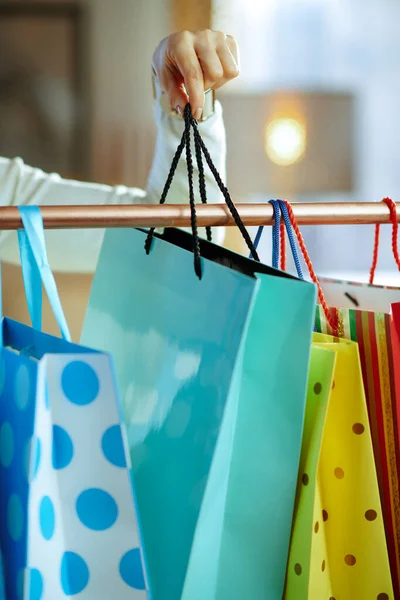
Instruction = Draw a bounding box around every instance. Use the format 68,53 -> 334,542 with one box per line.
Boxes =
1,0 -> 399,337
214,0 -> 400,282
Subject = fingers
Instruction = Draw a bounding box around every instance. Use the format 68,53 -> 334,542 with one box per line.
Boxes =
159,65 -> 191,118
225,34 -> 240,69
195,47 -> 224,91
194,31 -> 239,93
153,30 -> 240,120
212,43 -> 240,91
173,46 -> 205,120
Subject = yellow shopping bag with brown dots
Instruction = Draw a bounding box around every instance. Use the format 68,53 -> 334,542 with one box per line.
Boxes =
284,334 -> 393,600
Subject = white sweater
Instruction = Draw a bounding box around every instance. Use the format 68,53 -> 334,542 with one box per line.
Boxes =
0,101 -> 226,273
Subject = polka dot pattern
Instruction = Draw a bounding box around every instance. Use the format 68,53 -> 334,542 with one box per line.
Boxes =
313,382 -> 322,395
0,421 -> 14,468
0,347 -> 144,598
284,342 -> 394,599
345,554 -> 357,566
15,364 -> 30,411
352,423 -> 365,435
39,496 -> 55,540
365,509 -> 377,521
334,467 -> 344,479
119,548 -> 146,590
29,568 -> 44,600
101,425 -> 127,468
294,563 -> 302,576
8,493 -> 24,542
23,355 -> 146,598
52,425 -> 74,470
60,552 -> 89,595
61,361 -> 99,405
0,351 -> 37,600
76,488 -> 118,531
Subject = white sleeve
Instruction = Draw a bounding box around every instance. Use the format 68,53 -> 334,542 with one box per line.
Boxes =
146,100 -> 226,209
0,101 -> 226,273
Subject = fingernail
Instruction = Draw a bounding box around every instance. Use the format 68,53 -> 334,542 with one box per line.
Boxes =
194,108 -> 203,121
176,106 -> 183,118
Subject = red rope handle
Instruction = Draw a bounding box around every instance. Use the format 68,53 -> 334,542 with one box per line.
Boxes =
369,197 -> 400,284
369,221 -> 380,284
280,221 -> 286,271
386,197 -> 400,270
282,200 -> 339,336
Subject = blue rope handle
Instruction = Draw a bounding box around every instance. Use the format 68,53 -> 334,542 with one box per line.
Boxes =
250,199 -> 304,280
277,200 -> 304,280
278,200 -> 318,330
250,200 -> 317,330
270,200 -> 281,269
250,200 -> 280,266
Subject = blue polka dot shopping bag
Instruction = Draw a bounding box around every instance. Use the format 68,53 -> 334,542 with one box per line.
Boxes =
81,225 -> 317,600
0,207 -> 147,599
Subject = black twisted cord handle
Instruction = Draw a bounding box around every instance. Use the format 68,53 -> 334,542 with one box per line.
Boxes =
183,105 -> 202,278
145,102 -> 260,278
193,119 -> 212,242
145,104 -> 203,277
191,118 -> 260,262
144,130 -> 186,255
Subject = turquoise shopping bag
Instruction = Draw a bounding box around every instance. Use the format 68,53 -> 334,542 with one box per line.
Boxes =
81,104 -> 317,599
81,224 -> 316,600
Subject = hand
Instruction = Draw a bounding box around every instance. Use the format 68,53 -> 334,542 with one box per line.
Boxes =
152,30 -> 240,120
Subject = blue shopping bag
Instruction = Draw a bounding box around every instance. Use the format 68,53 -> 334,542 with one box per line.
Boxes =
0,207 -> 147,599
81,224 -> 317,600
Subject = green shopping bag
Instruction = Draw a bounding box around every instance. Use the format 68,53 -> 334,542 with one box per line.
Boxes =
284,344 -> 335,599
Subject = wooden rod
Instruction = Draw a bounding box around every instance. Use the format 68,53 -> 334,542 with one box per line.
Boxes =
0,203 -> 397,230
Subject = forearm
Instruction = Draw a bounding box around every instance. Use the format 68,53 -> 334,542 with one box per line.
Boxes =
0,157 -> 147,272
0,157 -> 146,210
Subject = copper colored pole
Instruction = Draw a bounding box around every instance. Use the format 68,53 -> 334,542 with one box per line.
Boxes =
0,203 -> 398,230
